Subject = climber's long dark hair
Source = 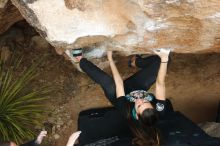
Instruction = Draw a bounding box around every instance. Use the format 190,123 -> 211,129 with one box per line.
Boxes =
126,103 -> 160,146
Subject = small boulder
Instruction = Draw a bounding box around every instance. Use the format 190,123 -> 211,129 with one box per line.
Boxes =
54,134 -> 60,140
199,122 -> 220,138
0,46 -> 11,62
30,35 -> 50,50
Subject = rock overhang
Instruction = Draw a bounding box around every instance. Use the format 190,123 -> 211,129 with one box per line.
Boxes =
6,0 -> 220,58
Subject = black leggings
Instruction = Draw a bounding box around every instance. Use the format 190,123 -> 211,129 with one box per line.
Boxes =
79,56 -> 160,104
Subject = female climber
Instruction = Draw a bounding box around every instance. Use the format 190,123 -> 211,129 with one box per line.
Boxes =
65,48 -> 173,146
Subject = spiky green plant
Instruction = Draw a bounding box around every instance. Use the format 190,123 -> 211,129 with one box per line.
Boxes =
0,56 -> 50,144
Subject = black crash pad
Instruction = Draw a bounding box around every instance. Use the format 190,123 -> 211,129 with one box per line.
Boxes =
157,112 -> 220,146
78,107 -> 220,146
78,107 -> 132,145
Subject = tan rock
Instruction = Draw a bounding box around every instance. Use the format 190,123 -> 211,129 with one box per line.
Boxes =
54,134 -> 60,140
0,46 -> 11,62
10,0 -> 220,57
0,0 -> 23,34
199,122 -> 220,138
30,35 -> 51,50
0,0 -> 9,8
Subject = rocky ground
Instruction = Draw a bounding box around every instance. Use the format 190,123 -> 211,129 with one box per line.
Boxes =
0,21 -> 220,146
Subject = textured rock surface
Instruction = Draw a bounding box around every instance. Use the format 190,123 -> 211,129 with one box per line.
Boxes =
0,0 -> 23,34
10,0 -> 220,56
199,122 -> 220,138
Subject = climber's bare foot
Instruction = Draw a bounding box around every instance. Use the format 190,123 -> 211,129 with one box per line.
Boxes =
65,49 -> 83,63
131,55 -> 136,67
65,49 -> 84,72
129,55 -> 139,68
74,55 -> 83,62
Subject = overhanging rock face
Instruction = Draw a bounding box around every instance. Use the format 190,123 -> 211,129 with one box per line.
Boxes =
11,0 -> 220,57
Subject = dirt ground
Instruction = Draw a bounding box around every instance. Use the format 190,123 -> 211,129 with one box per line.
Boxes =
1,21 -> 220,146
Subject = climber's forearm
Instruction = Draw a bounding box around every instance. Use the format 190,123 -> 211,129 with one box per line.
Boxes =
156,57 -> 168,85
154,49 -> 170,100
109,60 -> 125,97
155,61 -> 168,100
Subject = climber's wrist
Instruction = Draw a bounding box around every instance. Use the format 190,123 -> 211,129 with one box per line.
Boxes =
161,57 -> 169,63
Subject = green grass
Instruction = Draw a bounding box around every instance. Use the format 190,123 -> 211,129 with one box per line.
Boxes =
0,56 -> 50,144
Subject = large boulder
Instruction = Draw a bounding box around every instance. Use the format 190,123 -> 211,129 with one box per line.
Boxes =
11,0 -> 220,57
0,0 -> 23,34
